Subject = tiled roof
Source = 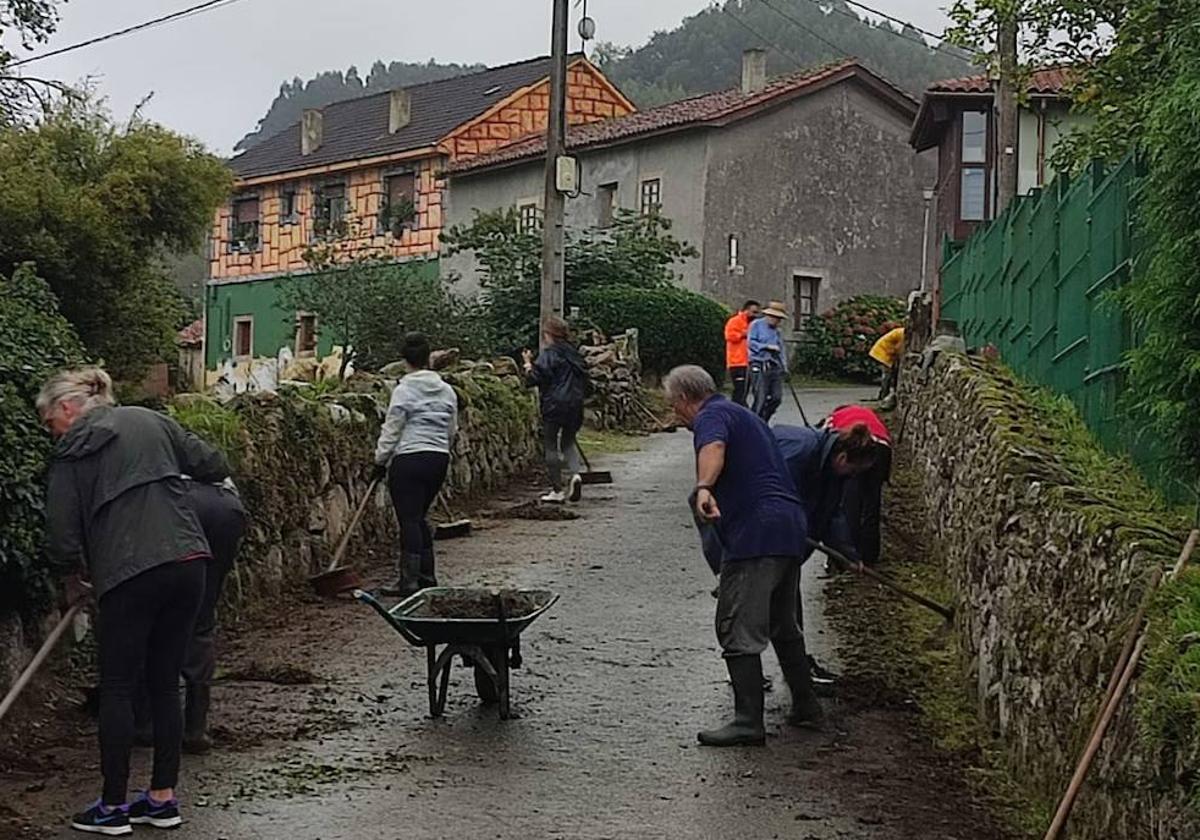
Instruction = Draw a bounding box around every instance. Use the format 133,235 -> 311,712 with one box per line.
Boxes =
229,56 -> 570,180
926,66 -> 1075,95
452,60 -> 915,174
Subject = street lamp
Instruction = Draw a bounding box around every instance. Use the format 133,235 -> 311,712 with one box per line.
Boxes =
920,186 -> 935,293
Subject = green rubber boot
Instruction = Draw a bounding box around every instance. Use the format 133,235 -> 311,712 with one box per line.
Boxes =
775,639 -> 825,730
698,655 -> 766,747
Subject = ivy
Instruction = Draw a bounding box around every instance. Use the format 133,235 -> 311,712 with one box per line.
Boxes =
0,262 -> 85,615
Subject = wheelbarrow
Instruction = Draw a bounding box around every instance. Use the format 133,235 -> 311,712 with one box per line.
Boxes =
354,587 -> 559,720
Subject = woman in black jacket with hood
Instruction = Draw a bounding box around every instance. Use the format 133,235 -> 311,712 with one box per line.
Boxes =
39,367 -> 230,835
523,316 -> 588,503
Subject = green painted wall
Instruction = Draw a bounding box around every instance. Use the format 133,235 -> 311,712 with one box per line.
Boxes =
205,258 -> 440,369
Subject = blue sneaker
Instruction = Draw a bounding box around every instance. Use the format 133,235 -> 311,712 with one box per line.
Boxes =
128,791 -> 182,829
70,800 -> 132,835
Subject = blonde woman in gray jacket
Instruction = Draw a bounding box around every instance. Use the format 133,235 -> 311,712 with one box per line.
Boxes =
373,333 -> 458,596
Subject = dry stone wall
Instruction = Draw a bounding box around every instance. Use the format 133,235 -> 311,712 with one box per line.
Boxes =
177,363 -> 539,608
581,329 -> 643,431
898,351 -> 1197,838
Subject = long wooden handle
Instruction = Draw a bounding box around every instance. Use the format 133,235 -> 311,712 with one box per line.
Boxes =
0,602 -> 83,725
811,539 -> 955,622
577,442 -> 593,472
1043,528 -> 1199,840
326,477 -> 381,574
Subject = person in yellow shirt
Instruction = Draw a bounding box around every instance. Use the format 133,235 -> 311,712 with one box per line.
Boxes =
869,327 -> 904,405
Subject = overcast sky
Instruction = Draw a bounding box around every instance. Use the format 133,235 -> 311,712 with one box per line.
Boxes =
13,0 -> 953,154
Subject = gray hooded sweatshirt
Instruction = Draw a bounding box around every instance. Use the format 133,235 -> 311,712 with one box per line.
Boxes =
46,406 -> 231,599
374,370 -> 459,465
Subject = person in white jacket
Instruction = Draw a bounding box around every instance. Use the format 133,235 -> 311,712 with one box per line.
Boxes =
373,333 -> 459,596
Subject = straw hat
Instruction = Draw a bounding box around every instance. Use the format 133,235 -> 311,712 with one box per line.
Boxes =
762,301 -> 788,319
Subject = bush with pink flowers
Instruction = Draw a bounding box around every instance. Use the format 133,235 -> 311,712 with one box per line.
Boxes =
794,295 -> 907,381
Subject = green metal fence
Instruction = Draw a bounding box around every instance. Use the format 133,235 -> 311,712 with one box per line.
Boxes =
939,156 -> 1181,498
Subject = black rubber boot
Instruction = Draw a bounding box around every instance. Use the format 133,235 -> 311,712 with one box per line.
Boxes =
382,553 -> 422,597
183,682 -> 213,755
419,545 -> 438,589
775,639 -> 825,730
698,655 -> 766,747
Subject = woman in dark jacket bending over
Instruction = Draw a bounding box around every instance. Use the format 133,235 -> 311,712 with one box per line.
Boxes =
523,316 -> 589,504
40,367 -> 230,835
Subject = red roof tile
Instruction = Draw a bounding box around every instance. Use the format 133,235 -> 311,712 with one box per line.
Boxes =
927,66 -> 1075,95
452,60 -> 915,174
178,319 -> 204,347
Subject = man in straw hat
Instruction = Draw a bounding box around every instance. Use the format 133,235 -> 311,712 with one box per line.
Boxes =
664,364 -> 816,747
749,300 -> 789,422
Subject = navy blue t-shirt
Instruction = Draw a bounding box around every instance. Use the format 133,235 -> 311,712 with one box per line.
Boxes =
692,395 -> 807,561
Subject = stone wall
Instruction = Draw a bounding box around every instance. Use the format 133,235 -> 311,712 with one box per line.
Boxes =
189,362 -> 539,605
581,329 -> 643,431
898,351 -> 1199,838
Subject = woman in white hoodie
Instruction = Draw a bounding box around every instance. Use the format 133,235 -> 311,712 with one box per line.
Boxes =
373,333 -> 459,596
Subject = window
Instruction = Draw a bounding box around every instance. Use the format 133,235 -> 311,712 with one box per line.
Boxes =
280,184 -> 300,224
380,171 -> 417,236
597,182 -> 618,228
233,316 -> 253,360
728,234 -> 740,270
296,313 -> 318,356
230,194 -> 260,252
518,201 -> 540,233
639,178 -> 662,216
960,110 -> 989,222
313,181 -> 347,239
793,275 -> 820,331
960,168 -> 987,222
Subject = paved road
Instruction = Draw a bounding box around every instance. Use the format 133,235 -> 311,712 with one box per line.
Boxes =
2,387 -> 1011,840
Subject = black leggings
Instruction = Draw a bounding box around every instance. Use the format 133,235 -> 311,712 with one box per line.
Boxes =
97,560 -> 205,804
387,451 -> 450,555
841,445 -> 892,565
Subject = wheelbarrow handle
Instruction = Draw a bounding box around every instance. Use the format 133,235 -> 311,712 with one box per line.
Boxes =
353,589 -> 425,647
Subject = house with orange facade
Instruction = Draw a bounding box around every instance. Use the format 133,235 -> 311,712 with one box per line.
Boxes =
206,55 -> 633,370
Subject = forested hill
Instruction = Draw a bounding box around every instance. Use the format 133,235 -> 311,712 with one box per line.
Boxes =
594,0 -> 973,107
236,1 -> 972,151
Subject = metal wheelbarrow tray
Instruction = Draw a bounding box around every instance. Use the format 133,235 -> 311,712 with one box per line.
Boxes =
354,587 -> 558,720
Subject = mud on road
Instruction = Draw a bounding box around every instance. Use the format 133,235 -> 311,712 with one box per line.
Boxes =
1,387 -> 1016,839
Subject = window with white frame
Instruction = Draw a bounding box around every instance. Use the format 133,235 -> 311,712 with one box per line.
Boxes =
728,234 -> 740,270
230,194 -> 260,252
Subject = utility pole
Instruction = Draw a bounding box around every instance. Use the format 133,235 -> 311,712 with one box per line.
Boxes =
995,12 -> 1019,214
539,0 -> 569,345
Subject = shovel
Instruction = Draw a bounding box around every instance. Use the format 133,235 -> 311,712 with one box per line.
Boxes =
576,442 -> 613,485
308,477 -> 379,598
0,601 -> 84,726
434,496 -> 472,540
810,538 -> 955,623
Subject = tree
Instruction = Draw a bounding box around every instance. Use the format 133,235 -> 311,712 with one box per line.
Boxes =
0,96 -> 232,379
278,218 -> 477,377
442,208 -> 698,353
0,0 -> 69,121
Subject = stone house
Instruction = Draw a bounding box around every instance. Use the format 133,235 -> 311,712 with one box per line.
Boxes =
910,67 -> 1087,256
443,52 -> 934,335
206,55 -> 633,372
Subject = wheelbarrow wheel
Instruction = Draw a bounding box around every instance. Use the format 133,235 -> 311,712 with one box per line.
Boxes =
473,645 -> 507,706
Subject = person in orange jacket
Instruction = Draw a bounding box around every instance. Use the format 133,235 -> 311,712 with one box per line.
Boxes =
724,300 -> 760,406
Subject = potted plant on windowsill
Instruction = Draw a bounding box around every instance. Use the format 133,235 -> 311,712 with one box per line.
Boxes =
380,197 -> 417,238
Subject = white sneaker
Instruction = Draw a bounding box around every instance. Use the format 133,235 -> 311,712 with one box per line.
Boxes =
568,474 -> 583,503
540,490 -> 566,503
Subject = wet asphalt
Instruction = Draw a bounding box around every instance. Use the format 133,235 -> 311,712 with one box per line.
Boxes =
4,387 -> 1009,840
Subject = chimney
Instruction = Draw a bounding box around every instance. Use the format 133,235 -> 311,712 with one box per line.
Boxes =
389,90 -> 412,134
741,48 -> 768,94
301,108 -> 323,156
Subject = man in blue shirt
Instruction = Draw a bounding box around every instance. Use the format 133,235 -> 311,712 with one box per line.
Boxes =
665,364 -> 823,747
749,300 -> 789,422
